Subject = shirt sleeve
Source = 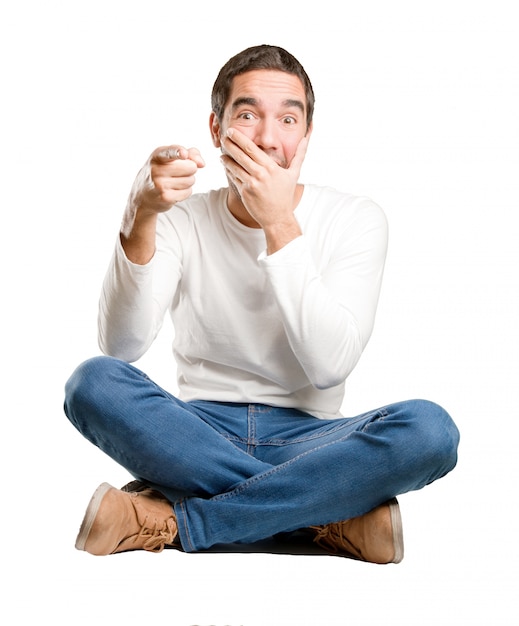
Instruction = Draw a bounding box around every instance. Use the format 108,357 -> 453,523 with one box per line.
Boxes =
97,221 -> 183,362
258,199 -> 388,390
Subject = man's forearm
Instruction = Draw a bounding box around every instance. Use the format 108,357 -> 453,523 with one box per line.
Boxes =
121,207 -> 158,265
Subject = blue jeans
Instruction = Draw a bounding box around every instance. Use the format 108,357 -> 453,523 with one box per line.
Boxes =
64,356 -> 459,552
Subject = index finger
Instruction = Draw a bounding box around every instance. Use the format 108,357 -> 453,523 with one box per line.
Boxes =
152,146 -> 188,163
224,128 -> 267,164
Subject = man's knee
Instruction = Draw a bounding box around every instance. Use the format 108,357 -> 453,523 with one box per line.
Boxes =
405,399 -> 460,478
64,356 -> 125,422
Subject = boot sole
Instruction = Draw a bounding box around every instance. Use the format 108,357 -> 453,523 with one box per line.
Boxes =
75,482 -> 114,551
388,497 -> 404,564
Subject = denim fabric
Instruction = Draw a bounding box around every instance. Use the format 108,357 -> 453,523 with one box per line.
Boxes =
64,356 -> 459,552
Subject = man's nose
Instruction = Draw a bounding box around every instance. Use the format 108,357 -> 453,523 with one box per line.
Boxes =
253,119 -> 279,152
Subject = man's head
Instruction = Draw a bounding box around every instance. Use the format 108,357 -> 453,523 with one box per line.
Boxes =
211,45 -> 314,131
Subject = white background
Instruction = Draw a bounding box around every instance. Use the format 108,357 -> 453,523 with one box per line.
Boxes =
2,1 -> 518,624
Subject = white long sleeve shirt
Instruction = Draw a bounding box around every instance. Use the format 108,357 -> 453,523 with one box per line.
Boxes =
99,184 -> 388,419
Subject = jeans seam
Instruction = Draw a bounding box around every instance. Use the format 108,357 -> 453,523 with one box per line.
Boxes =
360,408 -> 389,432
176,500 -> 194,552
247,404 -> 256,455
208,434 -> 354,502
213,409 -> 388,447
256,410 -> 387,446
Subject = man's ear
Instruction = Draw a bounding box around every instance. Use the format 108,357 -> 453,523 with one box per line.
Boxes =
209,112 -> 222,148
305,120 -> 314,138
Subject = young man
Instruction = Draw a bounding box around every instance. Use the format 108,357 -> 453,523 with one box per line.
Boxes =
64,45 -> 459,564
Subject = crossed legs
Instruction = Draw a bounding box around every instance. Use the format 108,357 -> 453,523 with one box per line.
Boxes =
64,356 -> 459,559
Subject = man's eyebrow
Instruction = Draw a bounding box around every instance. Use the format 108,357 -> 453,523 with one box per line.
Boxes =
283,99 -> 305,112
230,97 -> 305,112
231,97 -> 258,110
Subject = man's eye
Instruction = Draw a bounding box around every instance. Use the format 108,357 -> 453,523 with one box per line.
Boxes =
282,116 -> 296,124
239,112 -> 254,120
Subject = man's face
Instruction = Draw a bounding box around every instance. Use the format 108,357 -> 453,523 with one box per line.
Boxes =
211,69 -> 311,168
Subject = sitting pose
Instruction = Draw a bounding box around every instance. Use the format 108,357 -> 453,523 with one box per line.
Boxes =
64,44 -> 459,563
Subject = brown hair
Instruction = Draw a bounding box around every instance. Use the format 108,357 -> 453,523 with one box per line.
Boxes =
211,45 -> 315,130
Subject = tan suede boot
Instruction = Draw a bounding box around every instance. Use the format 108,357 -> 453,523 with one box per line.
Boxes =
75,483 -> 178,555
311,498 -> 404,564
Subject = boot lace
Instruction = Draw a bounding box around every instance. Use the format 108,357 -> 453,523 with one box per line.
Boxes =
137,516 -> 178,553
310,523 -> 360,558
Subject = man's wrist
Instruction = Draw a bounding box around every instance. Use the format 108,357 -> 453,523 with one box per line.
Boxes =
263,218 -> 302,255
